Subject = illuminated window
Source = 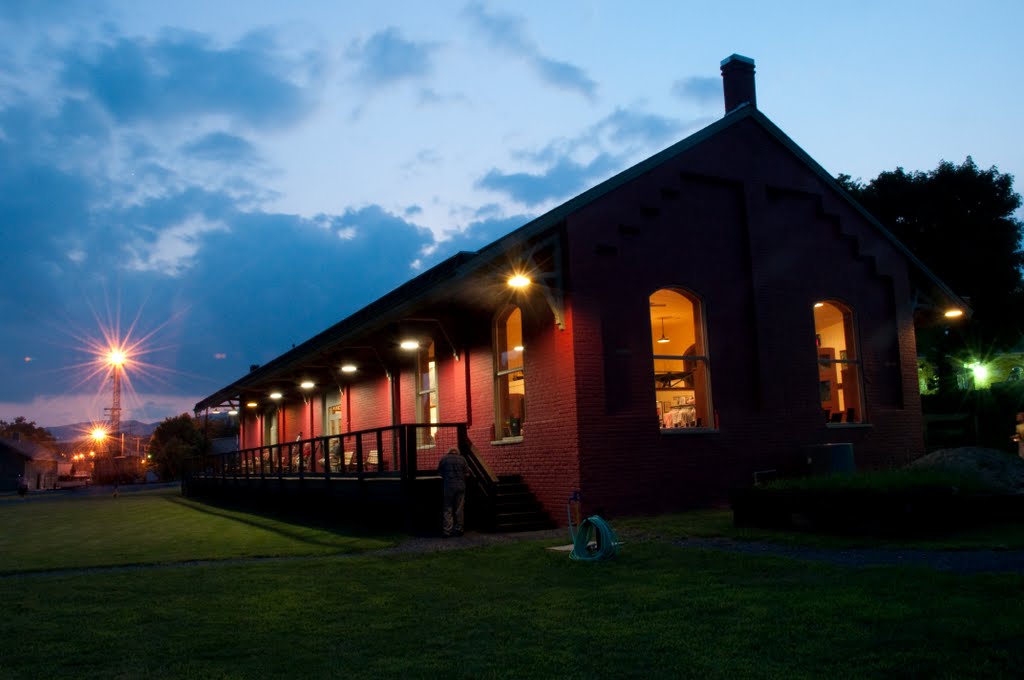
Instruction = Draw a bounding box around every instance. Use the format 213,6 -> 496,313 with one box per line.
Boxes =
494,306 -> 525,439
814,300 -> 863,424
651,288 -> 713,430
324,389 -> 343,436
416,341 -> 438,446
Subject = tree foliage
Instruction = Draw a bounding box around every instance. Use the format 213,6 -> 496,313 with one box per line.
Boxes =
0,416 -> 57,446
838,157 -> 1024,350
149,413 -> 204,480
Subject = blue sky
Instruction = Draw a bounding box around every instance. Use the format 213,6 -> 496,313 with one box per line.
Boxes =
2,0 -> 1022,427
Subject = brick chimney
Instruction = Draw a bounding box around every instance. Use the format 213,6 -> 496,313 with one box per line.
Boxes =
720,54 -> 756,114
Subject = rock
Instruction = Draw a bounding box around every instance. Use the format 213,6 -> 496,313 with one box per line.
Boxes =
907,447 -> 1024,494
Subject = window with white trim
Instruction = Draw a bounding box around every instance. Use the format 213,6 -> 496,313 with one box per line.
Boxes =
416,341 -> 438,446
814,300 -> 863,424
651,288 -> 713,429
494,306 -> 525,439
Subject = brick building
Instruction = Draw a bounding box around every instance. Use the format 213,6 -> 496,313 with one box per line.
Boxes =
194,55 -> 966,524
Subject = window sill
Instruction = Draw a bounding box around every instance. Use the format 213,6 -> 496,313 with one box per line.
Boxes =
659,428 -> 719,435
490,436 -> 524,446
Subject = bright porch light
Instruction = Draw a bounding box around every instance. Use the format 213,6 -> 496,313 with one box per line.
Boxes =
508,274 -> 531,288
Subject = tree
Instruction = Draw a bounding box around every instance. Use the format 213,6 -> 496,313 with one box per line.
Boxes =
149,414 -> 204,480
838,157 -> 1024,351
0,416 -> 57,446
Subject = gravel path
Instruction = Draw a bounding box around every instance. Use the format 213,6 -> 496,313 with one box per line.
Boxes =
675,537 -> 1024,574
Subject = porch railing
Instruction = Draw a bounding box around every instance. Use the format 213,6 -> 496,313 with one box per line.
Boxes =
189,423 -> 497,490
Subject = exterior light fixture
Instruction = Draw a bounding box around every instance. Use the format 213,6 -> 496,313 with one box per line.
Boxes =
508,274 -> 531,288
228,409 -> 238,416
341,364 -> 358,373
399,340 -> 420,350
814,302 -> 824,308
513,345 -> 524,352
246,401 -> 258,408
108,349 -> 126,366
970,362 -> 989,382
944,309 -> 964,318
300,381 -> 315,389
269,392 -> 282,400
656,317 -> 670,344
91,428 -> 107,442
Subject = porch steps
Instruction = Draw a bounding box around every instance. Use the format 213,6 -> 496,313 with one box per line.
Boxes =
492,475 -> 556,532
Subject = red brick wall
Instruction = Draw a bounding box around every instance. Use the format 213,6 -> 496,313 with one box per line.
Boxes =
563,117 -> 924,517
348,374 -> 393,431
240,411 -> 260,448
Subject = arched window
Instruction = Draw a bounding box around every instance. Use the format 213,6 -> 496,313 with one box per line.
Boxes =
416,341 -> 438,445
651,288 -> 713,429
494,306 -> 525,439
814,300 -> 863,424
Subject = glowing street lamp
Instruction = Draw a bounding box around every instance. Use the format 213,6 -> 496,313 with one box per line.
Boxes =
106,347 -> 127,436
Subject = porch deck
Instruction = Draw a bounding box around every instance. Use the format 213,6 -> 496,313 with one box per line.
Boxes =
183,423 -> 554,532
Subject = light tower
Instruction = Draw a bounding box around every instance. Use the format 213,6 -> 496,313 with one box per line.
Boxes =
105,349 -> 125,439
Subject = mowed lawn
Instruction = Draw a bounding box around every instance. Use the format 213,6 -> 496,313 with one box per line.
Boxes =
2,488 -> 1024,679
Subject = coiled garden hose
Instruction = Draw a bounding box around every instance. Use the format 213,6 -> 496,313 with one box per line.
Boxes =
567,504 -> 620,561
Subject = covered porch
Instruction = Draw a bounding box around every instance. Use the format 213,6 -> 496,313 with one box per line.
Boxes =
183,423 -> 554,532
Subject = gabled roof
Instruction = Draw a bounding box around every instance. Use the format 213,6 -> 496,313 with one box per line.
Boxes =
195,104 -> 969,411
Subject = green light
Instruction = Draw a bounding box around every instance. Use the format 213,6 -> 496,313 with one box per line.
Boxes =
971,363 -> 988,382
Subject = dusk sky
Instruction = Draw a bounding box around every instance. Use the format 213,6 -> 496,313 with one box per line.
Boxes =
2,1 -> 1022,428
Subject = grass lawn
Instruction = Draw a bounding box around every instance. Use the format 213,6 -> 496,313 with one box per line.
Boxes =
0,486 -> 396,573
2,487 -> 1024,678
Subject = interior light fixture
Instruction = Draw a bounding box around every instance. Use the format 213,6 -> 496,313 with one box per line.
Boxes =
656,317 -> 670,344
944,309 -> 964,318
300,381 -> 315,389
341,364 -> 358,373
269,392 -> 282,400
399,339 -> 420,350
508,274 -> 531,288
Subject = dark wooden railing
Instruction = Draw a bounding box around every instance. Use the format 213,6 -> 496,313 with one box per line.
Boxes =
189,422 -> 497,489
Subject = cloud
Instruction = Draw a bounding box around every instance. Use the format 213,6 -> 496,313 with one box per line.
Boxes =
598,108 -> 684,147
478,153 -> 619,206
348,27 -> 438,88
180,132 -> 259,163
463,2 -> 597,100
672,76 -> 720,104
532,56 -> 597,100
477,104 -> 692,206
61,29 -> 321,128
442,213 -> 533,252
126,215 -> 229,276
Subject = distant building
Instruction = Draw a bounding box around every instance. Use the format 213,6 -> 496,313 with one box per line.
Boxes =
0,436 -> 60,492
193,55 -> 967,525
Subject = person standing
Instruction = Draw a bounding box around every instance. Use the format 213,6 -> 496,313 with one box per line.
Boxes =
437,447 -> 469,537
1014,413 -> 1024,460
